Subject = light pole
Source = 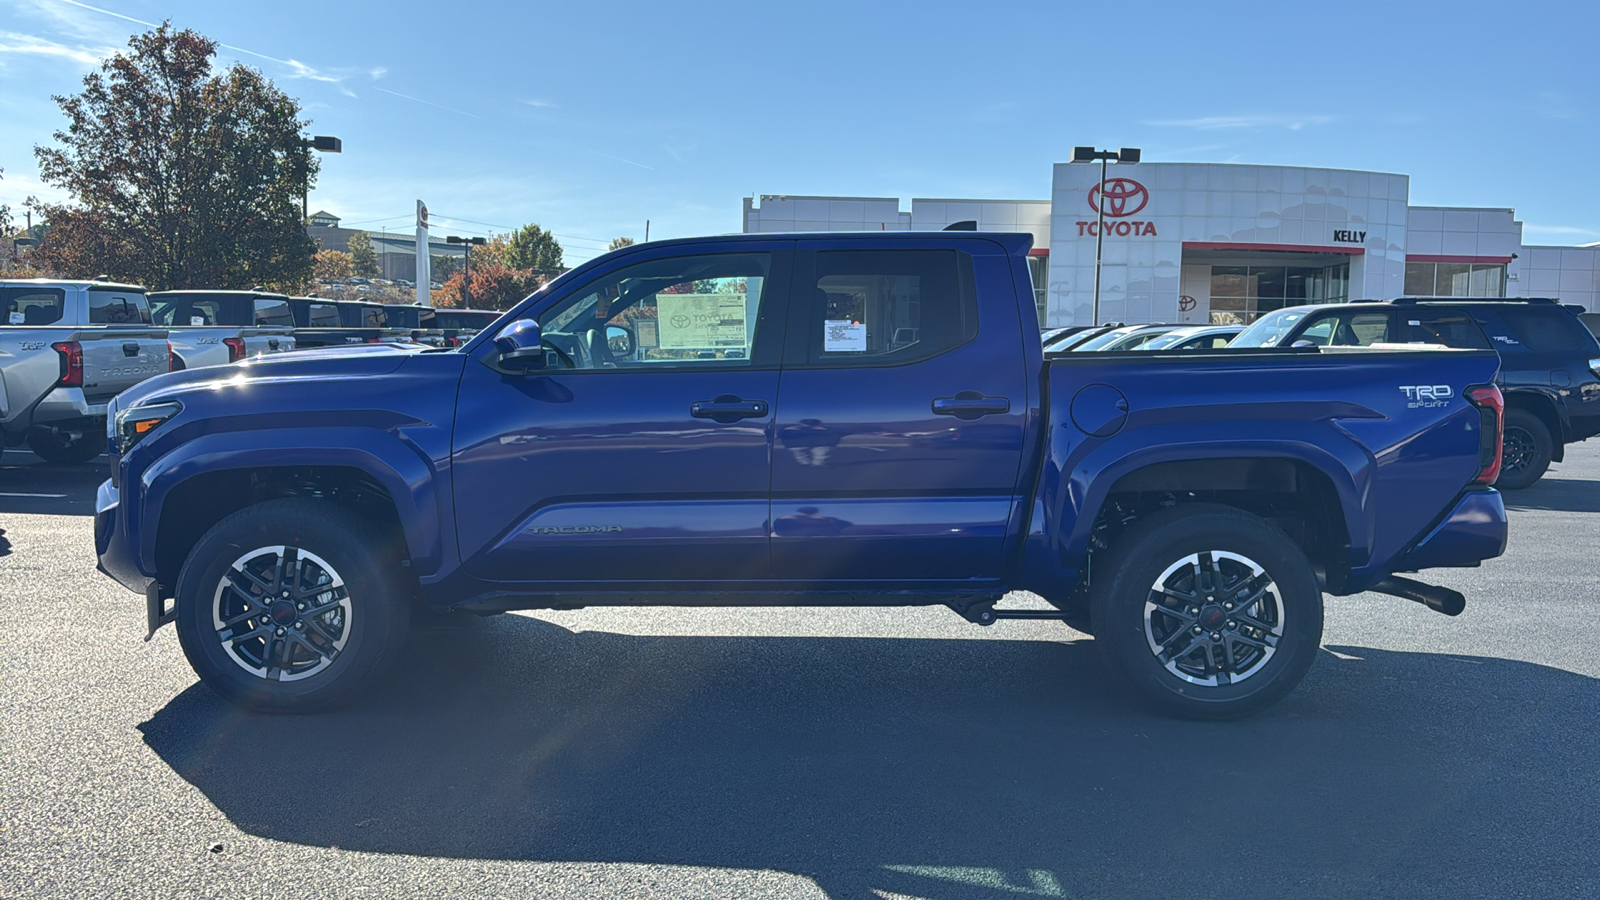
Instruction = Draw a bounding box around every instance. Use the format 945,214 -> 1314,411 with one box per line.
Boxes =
301,135 -> 342,222
446,235 -> 487,308
1070,146 -> 1140,326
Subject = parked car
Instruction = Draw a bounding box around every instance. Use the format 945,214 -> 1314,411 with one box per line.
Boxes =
335,301 -> 415,344
1044,323 -> 1123,352
1231,297 -> 1600,488
1071,323 -> 1181,351
1,279 -> 169,463
1137,324 -> 1245,351
283,297 -> 382,349
381,304 -> 446,346
97,232 -> 1509,719
149,290 -> 298,370
432,309 -> 503,346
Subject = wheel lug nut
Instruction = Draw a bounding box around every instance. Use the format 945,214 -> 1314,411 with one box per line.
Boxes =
275,627 -> 286,636
1226,619 -> 1236,628
1192,625 -> 1203,634
297,603 -> 305,610
1188,607 -> 1199,615
1210,632 -> 1221,641
294,622 -> 304,630
1224,602 -> 1233,610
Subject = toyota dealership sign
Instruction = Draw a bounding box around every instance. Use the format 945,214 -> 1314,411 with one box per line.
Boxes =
1078,177 -> 1158,236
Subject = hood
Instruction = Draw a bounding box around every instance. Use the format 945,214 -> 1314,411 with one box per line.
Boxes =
114,343 -> 427,410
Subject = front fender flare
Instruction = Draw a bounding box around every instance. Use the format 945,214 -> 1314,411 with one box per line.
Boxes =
136,427 -> 446,578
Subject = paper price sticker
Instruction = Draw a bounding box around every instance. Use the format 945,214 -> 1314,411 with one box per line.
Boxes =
823,320 -> 865,352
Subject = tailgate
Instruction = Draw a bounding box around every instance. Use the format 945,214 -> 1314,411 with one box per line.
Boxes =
76,329 -> 169,402
239,327 -> 297,356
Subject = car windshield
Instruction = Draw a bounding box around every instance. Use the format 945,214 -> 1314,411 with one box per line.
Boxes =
1231,308 -> 1316,348
1141,330 -> 1195,350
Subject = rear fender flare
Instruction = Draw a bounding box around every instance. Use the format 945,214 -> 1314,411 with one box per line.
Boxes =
1059,434 -> 1369,573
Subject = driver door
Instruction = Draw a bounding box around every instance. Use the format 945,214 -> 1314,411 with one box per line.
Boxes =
451,241 -> 791,584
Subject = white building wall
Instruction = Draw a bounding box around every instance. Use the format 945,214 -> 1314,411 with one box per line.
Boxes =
1512,245 -> 1600,311
1047,163 -> 1410,326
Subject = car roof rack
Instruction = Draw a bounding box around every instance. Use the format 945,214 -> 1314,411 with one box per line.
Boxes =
1386,297 -> 1561,305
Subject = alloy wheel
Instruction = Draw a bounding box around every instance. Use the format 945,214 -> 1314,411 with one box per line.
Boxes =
211,545 -> 352,682
1143,550 -> 1283,686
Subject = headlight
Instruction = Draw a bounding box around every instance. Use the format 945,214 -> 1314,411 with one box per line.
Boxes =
114,401 -> 182,452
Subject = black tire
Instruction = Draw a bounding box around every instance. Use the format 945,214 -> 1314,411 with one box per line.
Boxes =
1090,504 -> 1323,720
1495,408 -> 1552,490
174,498 -> 411,712
26,426 -> 103,464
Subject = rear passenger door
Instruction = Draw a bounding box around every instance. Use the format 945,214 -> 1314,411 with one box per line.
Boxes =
768,238 -> 1030,584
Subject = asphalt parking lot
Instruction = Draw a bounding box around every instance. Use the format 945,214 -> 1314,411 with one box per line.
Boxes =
2,445 -> 1597,899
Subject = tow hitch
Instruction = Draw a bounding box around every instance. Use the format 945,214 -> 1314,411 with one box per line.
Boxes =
1370,576 -> 1466,616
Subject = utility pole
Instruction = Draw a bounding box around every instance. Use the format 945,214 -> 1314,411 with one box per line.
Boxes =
446,236 -> 486,308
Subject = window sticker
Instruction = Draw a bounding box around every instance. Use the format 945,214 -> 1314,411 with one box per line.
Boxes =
8,311 -> 23,325
656,293 -> 748,351
824,319 -> 866,352
190,316 -> 206,326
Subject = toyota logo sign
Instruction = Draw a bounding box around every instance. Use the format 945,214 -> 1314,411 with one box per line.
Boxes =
1088,178 -> 1149,218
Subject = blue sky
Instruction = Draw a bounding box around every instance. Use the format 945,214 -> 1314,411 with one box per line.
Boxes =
1,0 -> 1595,265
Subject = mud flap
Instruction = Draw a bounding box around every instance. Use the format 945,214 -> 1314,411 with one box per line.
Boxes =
145,581 -> 174,641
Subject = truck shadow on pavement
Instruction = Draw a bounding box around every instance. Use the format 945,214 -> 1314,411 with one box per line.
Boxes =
140,615 -> 1597,899
1501,476 -> 1600,513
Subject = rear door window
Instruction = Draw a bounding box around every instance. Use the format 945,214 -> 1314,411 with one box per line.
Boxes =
800,249 -> 977,366
87,289 -> 152,324
1,288 -> 65,326
1297,311 -> 1391,346
1402,314 -> 1490,349
308,303 -> 341,327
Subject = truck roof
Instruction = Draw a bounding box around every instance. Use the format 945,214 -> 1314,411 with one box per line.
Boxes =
150,289 -> 292,300
619,230 -> 1037,254
0,278 -> 147,291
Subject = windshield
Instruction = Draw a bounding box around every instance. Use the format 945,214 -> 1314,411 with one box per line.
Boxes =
1231,308 -> 1317,348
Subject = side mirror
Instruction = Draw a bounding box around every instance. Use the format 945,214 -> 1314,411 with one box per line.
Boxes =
492,319 -> 547,372
605,323 -> 635,357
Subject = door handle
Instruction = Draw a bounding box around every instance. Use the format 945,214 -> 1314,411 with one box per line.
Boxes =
932,391 -> 1010,420
691,395 -> 769,422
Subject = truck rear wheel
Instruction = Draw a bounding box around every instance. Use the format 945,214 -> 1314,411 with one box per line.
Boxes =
27,425 -> 103,464
1090,504 -> 1322,719
1495,408 -> 1552,490
174,498 -> 410,712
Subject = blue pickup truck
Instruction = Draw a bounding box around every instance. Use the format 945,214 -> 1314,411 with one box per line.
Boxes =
95,233 -> 1509,718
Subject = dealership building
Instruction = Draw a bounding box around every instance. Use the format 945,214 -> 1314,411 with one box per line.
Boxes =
742,161 -> 1600,327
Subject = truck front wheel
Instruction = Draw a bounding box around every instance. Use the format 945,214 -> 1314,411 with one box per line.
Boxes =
1090,504 -> 1323,719
174,498 -> 410,712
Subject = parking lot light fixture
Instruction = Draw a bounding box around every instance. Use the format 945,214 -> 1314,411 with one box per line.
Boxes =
446,235 -> 488,309
301,135 -> 342,222
1069,146 -> 1141,326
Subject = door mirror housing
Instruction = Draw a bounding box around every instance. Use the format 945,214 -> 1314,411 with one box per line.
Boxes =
492,319 -> 547,372
605,323 -> 635,357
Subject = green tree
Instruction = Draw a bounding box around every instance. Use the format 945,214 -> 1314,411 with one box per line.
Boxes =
346,230 -> 379,278
608,236 -> 635,252
32,24 -> 317,290
504,223 -> 563,271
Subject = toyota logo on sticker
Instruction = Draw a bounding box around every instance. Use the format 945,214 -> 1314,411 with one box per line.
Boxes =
1089,178 -> 1149,218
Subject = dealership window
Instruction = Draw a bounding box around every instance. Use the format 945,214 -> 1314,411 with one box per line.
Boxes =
1026,255 -> 1049,327
1403,262 -> 1506,298
1209,264 -> 1349,324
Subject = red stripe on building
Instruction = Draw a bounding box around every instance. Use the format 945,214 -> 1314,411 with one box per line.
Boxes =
1027,248 -> 1049,256
1405,254 -> 1514,265
1182,242 -> 1365,255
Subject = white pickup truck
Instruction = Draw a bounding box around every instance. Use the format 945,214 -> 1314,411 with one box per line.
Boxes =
149,290 -> 298,369
1,279 -> 170,463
